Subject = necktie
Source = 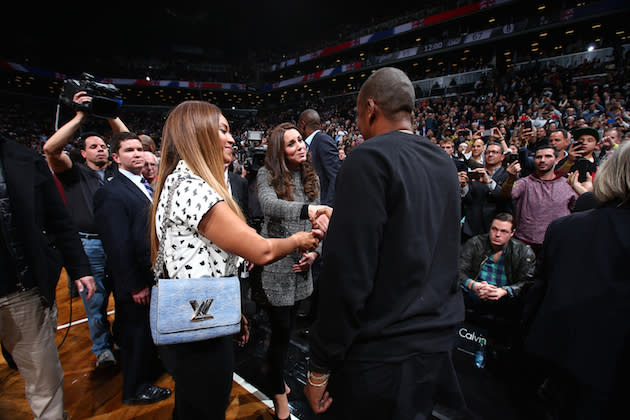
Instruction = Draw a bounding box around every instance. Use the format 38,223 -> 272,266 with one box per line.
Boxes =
141,177 -> 154,198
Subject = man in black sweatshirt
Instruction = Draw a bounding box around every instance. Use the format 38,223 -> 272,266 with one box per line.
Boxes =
305,67 -> 467,419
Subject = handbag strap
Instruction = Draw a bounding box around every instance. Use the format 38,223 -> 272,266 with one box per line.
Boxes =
153,175 -> 188,279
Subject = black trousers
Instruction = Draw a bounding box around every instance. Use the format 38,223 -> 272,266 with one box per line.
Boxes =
115,300 -> 161,399
159,335 -> 234,420
322,351 -> 471,420
265,304 -> 298,395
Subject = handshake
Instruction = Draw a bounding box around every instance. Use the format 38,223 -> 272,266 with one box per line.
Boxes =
291,205 -> 333,271
294,205 -> 333,253
308,205 -> 333,240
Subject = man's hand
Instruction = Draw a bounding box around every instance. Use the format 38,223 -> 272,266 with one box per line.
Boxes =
75,276 -> 96,300
72,91 -> 92,118
474,281 -> 508,301
236,314 -> 249,347
312,213 -> 330,234
304,382 -> 333,414
520,127 -> 534,143
471,168 -> 490,184
308,205 -> 332,221
600,135 -> 615,151
567,171 -> 593,195
311,207 -> 333,235
457,171 -> 469,188
567,141 -> 585,163
506,160 -> 521,177
131,286 -> 150,305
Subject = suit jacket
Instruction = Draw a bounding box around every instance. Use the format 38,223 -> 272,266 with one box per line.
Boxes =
309,131 -> 340,206
0,135 -> 91,304
228,171 -> 249,221
462,166 -> 510,238
93,172 -> 153,303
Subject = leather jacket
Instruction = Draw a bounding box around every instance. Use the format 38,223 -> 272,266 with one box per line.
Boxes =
459,233 -> 536,297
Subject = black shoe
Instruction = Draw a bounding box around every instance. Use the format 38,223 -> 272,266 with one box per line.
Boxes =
122,384 -> 172,405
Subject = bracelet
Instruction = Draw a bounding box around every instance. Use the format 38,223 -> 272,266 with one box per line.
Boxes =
307,371 -> 330,387
503,181 -> 514,188
562,160 -> 575,167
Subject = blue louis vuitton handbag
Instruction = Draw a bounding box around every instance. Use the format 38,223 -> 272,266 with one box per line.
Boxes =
149,176 -> 241,346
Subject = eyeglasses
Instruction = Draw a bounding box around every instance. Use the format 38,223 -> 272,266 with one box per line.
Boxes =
485,150 -> 501,154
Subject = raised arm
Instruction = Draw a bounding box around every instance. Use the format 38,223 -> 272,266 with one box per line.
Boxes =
43,93 -> 90,173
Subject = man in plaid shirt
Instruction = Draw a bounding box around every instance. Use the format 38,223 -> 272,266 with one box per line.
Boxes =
459,213 -> 536,309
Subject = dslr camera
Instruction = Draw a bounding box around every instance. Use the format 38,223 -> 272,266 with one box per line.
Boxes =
59,73 -> 123,119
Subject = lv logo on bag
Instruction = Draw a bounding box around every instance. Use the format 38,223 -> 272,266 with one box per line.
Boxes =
189,299 -> 214,322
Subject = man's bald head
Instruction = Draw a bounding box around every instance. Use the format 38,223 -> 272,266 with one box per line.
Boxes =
298,109 -> 321,136
358,67 -> 415,120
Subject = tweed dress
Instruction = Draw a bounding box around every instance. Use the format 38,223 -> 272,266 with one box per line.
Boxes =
256,166 -> 321,307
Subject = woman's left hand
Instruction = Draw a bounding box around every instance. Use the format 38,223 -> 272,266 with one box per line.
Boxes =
292,252 -> 318,273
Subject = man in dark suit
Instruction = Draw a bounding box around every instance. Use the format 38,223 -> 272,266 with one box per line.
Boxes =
0,132 -> 95,419
228,169 -> 249,221
297,109 -> 341,323
93,132 -> 171,405
298,109 -> 341,207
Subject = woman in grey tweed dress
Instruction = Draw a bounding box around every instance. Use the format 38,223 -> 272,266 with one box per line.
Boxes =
256,122 -> 328,420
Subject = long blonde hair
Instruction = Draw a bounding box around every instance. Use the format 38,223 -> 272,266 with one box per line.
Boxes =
149,101 -> 245,264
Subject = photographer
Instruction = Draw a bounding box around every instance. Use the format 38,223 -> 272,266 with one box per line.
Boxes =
43,90 -> 129,369
556,127 -> 601,181
460,141 -> 510,242
500,144 -> 578,256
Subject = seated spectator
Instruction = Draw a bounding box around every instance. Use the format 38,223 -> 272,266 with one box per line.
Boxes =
500,144 -> 578,255
459,212 -> 536,317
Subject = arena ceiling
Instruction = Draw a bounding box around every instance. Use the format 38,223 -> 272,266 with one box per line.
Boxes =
5,2 -> 433,68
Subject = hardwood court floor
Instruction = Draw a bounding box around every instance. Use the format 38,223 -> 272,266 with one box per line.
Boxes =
0,271 -> 278,420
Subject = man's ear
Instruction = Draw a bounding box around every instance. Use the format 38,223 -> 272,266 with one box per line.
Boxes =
367,98 -> 377,123
111,153 -> 120,164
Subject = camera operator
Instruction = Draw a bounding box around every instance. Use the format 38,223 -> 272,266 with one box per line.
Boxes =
43,90 -> 129,369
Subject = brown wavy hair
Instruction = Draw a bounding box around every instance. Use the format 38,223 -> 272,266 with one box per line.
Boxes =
264,122 -> 319,201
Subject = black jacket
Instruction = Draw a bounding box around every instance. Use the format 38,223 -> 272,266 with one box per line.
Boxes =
524,201 -> 630,394
93,172 -> 153,303
459,234 -> 536,297
0,135 -> 91,304
308,131 -> 341,206
309,131 -> 464,370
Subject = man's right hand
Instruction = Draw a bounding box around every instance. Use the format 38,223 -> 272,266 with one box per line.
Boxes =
457,171 -> 469,188
506,160 -> 521,177
72,91 -> 92,118
566,141 -> 585,163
